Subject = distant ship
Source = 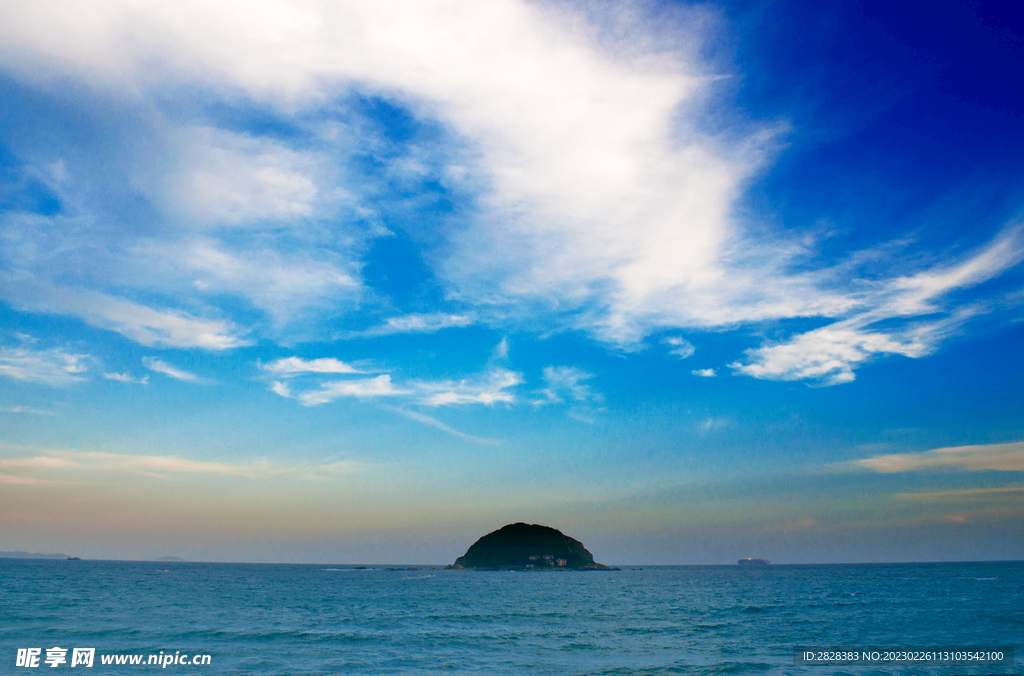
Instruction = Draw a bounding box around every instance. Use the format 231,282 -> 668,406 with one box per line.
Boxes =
738,558 -> 769,565
67,556 -> 82,560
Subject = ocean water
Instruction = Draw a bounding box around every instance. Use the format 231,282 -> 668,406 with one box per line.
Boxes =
2,559 -> 1021,675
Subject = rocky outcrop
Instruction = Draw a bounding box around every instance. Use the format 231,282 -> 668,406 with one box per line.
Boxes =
448,522 -> 613,570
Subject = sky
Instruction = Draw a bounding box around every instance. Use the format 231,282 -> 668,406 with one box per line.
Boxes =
0,0 -> 1022,564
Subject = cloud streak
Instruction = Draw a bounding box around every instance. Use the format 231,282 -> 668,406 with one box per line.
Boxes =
0,449 -> 365,482
0,341 -> 91,386
292,375 -> 407,406
103,372 -> 148,384
385,406 -> 500,445
898,486 -> 1024,501
142,357 -> 209,384
852,441 -> 1024,473
264,357 -> 523,408
414,368 -> 523,406
346,313 -> 474,338
8,282 -> 251,351
259,357 -> 365,378
732,230 -> 1023,384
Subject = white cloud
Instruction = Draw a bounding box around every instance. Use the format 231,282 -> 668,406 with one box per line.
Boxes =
415,368 -> 523,406
79,292 -> 251,351
162,126 -> 327,228
264,358 -> 523,408
142,357 -> 209,384
492,338 -> 509,360
146,238 -> 361,328
731,309 -> 977,386
699,416 -> 728,432
852,441 -> 1024,473
534,366 -> 601,405
0,342 -> 91,386
347,313 -> 474,338
8,282 -> 251,351
0,0 -> 1019,375
103,372 -> 148,384
731,231 -> 1022,385
0,0 -> 749,343
295,375 -> 406,406
663,336 -> 695,358
692,368 -> 716,377
259,357 -> 364,378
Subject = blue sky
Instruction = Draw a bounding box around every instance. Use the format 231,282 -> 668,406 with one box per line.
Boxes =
1,0 -> 1022,564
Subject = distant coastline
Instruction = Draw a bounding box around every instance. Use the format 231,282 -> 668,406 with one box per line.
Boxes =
0,551 -> 68,560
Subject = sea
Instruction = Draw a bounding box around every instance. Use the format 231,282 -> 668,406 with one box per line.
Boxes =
2,559 -> 1020,675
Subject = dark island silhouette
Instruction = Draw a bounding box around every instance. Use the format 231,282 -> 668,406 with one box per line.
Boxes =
738,558 -> 769,565
448,522 -> 615,570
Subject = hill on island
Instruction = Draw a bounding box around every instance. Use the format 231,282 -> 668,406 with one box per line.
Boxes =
449,523 -> 613,570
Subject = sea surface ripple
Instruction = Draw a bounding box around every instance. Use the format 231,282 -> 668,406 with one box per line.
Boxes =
2,560 -> 1021,675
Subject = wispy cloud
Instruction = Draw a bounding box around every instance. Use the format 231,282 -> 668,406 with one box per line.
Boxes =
294,375 -> 407,407
730,309 -> 978,386
0,455 -> 81,469
385,406 -> 500,445
142,357 -> 209,384
663,336 -> 695,359
265,360 -> 523,408
102,372 -> 148,384
8,282 -> 252,351
259,357 -> 365,378
415,368 -> 523,406
699,416 -> 729,433
0,405 -> 55,415
0,472 -> 43,485
492,338 -> 509,360
0,449 -> 365,483
0,0 -> 746,351
534,366 -> 601,406
0,0 -> 1018,379
898,486 -> 1024,501
154,235 -> 361,328
346,313 -> 474,338
0,340 -> 91,386
692,368 -> 716,377
851,441 -> 1024,473
731,230 -> 1023,385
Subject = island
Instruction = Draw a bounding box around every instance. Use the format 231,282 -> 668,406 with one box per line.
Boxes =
738,558 -> 769,565
447,522 -> 615,570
